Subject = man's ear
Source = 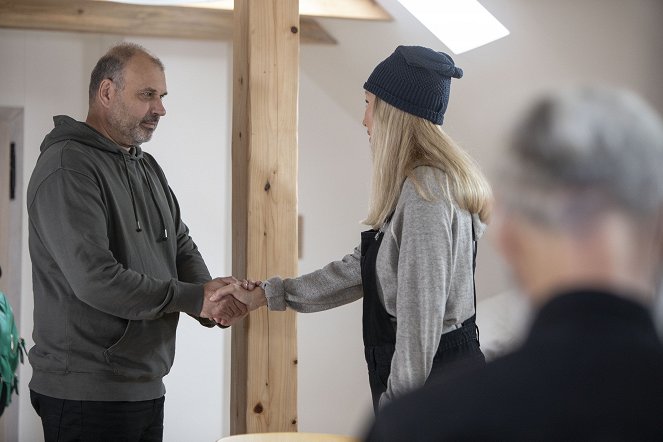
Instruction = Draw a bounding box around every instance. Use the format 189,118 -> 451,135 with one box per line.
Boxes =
647,208 -> 663,298
657,208 -> 663,247
97,78 -> 115,109
652,207 -> 663,265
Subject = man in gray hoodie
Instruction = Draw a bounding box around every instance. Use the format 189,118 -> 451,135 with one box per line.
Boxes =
27,43 -> 244,442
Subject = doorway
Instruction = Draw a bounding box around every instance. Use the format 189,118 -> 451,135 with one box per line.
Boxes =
0,107 -> 24,442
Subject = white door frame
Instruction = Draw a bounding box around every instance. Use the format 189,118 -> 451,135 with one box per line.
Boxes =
0,107 -> 24,442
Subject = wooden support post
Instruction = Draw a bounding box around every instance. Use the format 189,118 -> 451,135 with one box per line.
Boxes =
231,0 -> 299,434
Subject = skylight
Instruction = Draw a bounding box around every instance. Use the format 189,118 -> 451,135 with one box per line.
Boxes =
103,0 -> 218,4
396,0 -> 510,54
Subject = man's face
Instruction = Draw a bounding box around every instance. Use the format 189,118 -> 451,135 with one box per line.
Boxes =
108,54 -> 167,147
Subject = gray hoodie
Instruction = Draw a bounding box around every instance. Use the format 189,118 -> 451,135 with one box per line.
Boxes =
27,115 -> 212,401
264,166 -> 486,406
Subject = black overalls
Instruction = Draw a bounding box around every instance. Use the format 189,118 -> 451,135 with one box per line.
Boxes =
360,226 -> 486,413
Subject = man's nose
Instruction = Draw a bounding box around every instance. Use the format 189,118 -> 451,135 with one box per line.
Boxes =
153,98 -> 166,117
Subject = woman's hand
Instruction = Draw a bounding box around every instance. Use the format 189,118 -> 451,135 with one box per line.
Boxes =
212,276 -> 261,291
209,280 -> 267,312
230,284 -> 267,311
206,276 -> 267,326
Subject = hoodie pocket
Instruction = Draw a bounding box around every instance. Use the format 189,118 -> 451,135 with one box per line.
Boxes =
103,315 -> 178,380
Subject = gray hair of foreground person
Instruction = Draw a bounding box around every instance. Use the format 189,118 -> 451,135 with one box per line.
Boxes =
500,88 -> 663,228
497,88 -> 663,306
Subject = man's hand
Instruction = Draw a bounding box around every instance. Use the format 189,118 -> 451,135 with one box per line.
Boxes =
210,283 -> 267,311
200,280 -> 248,325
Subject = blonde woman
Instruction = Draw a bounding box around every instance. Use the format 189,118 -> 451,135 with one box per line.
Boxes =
221,46 -> 492,411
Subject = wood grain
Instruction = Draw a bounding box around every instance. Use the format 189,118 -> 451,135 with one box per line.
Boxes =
170,0 -> 391,21
231,0 -> 299,434
0,0 -> 335,44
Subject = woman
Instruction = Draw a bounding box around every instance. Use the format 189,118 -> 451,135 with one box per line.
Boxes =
223,46 -> 492,411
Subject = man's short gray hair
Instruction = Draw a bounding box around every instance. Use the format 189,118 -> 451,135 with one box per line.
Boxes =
88,42 -> 164,105
501,87 -> 663,227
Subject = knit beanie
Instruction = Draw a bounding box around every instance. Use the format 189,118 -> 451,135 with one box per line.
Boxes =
364,46 -> 463,125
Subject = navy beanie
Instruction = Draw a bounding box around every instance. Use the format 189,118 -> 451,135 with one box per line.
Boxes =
364,46 -> 463,125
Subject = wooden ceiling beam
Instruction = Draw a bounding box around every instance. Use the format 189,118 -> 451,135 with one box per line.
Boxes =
164,0 -> 392,21
0,0 -> 337,44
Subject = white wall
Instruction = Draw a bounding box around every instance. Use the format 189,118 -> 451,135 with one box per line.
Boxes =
1,0 -> 662,440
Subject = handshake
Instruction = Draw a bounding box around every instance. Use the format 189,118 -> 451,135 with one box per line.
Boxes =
199,276 -> 268,326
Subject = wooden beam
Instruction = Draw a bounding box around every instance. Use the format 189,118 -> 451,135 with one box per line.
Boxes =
176,0 -> 392,21
0,0 -> 335,44
231,0 -> 299,435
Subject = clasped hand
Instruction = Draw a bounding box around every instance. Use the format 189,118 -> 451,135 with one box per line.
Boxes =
199,276 -> 267,326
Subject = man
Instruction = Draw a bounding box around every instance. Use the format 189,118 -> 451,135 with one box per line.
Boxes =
27,43 -> 245,441
365,88 -> 663,441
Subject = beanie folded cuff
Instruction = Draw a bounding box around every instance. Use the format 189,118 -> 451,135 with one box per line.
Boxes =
364,81 -> 444,125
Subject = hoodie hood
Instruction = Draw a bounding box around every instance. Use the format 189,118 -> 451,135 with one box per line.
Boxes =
42,115 -> 144,159
41,115 -> 167,240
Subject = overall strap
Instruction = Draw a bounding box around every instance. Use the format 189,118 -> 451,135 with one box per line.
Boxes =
461,217 -> 479,343
471,218 -> 480,344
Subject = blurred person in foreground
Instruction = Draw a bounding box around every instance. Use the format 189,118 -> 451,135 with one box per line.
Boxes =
364,87 -> 663,441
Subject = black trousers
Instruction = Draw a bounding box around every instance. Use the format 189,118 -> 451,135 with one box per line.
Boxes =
366,321 -> 485,411
30,390 -> 165,442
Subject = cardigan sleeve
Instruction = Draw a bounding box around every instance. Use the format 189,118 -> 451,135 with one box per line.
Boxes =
263,246 -> 363,312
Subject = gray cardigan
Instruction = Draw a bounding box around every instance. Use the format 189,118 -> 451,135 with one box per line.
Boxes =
264,166 -> 486,406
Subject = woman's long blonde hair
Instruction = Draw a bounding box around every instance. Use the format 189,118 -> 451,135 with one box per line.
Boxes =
364,96 -> 492,229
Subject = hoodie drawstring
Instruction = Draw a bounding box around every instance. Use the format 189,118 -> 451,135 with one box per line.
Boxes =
121,153 -> 168,241
139,160 -> 169,242
122,154 -> 142,233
